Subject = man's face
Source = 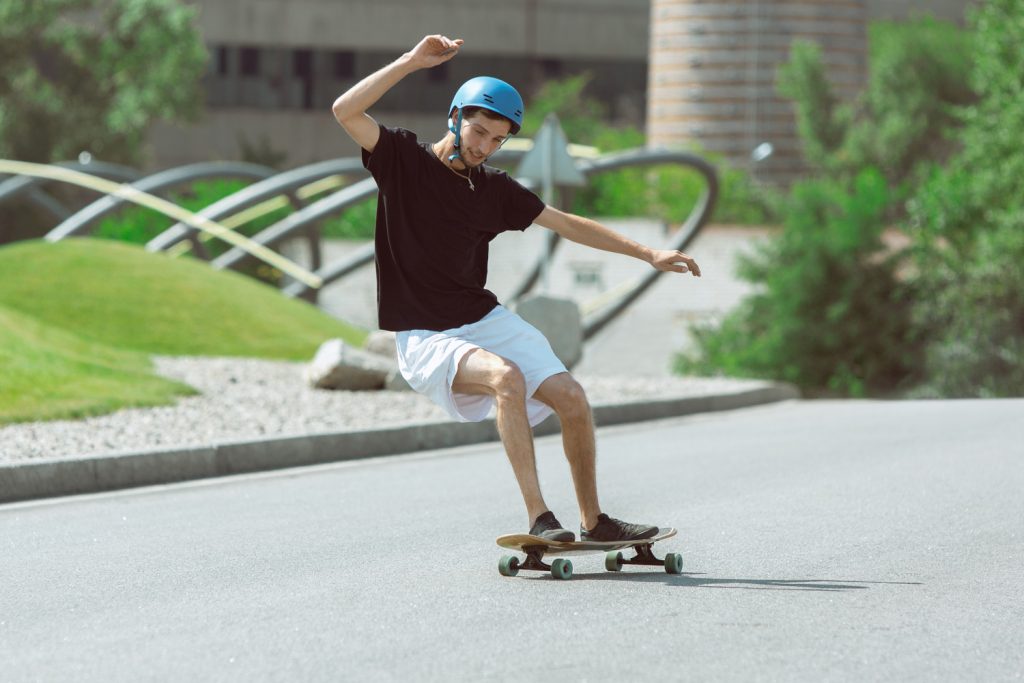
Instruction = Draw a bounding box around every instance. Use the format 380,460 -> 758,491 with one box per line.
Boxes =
457,110 -> 512,167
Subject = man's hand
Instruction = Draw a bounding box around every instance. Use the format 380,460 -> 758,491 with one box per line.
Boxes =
650,249 -> 701,277
406,35 -> 464,70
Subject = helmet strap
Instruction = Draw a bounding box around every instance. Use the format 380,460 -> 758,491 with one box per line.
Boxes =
448,108 -> 465,164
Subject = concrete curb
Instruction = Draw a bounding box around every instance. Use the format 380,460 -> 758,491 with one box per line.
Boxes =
0,383 -> 799,504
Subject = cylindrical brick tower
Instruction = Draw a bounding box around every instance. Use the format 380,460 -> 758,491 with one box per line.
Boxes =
646,0 -> 868,184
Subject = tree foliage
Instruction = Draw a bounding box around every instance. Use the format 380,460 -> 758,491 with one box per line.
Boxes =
905,0 -> 1024,397
777,19 -> 973,189
0,0 -> 207,165
679,170 -> 916,396
521,74 -> 780,226
686,3 -> 1024,397
684,15 -> 978,395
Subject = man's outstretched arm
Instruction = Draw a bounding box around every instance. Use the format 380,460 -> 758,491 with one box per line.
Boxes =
331,34 -> 463,153
533,205 -> 701,276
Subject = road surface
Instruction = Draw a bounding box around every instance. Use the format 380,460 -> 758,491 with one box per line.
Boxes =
2,399 -> 1022,681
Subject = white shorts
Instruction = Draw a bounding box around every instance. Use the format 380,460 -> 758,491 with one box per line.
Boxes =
395,305 -> 568,427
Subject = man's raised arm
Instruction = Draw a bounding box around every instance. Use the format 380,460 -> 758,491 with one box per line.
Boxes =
331,35 -> 463,153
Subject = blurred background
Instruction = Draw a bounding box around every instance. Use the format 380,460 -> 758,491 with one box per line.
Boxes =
3,0 -> 1023,429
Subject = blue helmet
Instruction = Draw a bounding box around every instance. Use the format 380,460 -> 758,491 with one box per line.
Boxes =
448,76 -> 524,136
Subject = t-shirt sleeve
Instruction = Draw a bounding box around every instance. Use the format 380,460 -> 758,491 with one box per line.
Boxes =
361,125 -> 419,192
500,176 -> 546,232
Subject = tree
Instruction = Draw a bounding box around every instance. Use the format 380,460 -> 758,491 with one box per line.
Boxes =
681,16 -> 975,395
0,0 -> 207,165
777,18 -> 974,190
906,0 -> 1024,397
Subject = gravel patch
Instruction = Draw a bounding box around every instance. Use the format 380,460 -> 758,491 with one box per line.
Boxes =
0,356 -> 766,464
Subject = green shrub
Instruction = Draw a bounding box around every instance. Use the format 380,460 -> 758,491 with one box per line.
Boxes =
321,196 -> 376,239
93,179 -> 272,245
678,169 -> 917,396
523,75 -> 781,226
777,19 -> 973,189
902,0 -> 1024,397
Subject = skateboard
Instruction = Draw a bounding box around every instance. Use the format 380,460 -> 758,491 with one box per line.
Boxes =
496,527 -> 681,580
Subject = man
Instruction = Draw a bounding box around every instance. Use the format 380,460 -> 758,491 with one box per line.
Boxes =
332,35 -> 701,543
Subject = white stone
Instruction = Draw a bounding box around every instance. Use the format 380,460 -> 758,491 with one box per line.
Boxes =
305,338 -> 395,390
364,330 -> 398,358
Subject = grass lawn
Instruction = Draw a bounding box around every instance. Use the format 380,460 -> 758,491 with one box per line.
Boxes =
0,304 -> 197,424
0,238 -> 365,358
0,238 -> 368,424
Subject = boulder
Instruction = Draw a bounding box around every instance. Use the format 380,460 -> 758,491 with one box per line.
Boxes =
385,368 -> 414,392
364,330 -> 398,358
514,295 -> 583,369
305,338 -> 395,390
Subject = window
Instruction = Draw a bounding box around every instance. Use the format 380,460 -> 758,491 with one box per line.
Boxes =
540,58 -> 562,78
333,50 -> 355,79
428,60 -> 449,83
240,46 -> 260,76
293,49 -> 312,78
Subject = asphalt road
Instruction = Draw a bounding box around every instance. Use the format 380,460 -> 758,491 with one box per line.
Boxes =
2,399 -> 1022,682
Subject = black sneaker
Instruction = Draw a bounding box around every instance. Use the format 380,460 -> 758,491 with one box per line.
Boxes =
529,511 -> 575,542
581,514 -> 658,542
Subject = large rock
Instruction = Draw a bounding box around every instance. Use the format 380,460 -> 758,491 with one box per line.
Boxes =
385,367 -> 414,392
364,330 -> 397,358
515,295 -> 583,369
305,339 -> 395,390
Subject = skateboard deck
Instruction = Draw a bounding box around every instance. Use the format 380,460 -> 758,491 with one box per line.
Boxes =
496,527 -> 680,580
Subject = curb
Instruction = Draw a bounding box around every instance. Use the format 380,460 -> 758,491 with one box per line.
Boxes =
0,383 -> 799,504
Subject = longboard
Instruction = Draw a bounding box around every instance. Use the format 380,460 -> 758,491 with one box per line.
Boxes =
496,527 -> 680,580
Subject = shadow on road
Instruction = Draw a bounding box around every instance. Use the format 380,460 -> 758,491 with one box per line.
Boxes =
541,572 -> 923,592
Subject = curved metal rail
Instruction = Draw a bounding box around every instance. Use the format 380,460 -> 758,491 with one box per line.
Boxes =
211,149 -> 529,274
145,159 -> 370,253
274,148 -> 717,343
0,160 -> 322,289
576,149 -> 718,340
0,161 -> 140,233
0,146 -> 717,342
45,162 -> 277,242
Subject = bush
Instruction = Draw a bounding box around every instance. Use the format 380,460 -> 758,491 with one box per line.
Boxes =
678,169 -> 917,396
909,217 -> 1024,397
321,197 -> 376,240
524,75 -> 781,226
777,19 -> 973,190
902,0 -> 1024,397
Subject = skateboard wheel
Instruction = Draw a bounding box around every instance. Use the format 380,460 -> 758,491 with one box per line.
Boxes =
550,558 -> 573,580
664,553 -> 683,575
605,551 -> 623,572
498,555 -> 520,577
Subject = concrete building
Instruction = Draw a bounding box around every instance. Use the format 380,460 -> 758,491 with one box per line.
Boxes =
150,0 -> 976,177
149,0 -> 650,169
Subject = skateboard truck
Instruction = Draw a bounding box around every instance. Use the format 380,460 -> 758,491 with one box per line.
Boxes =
608,542 -> 683,573
508,546 -> 573,580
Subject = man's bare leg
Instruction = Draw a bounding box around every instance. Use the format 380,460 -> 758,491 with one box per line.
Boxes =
451,348 -> 549,526
534,373 -> 602,530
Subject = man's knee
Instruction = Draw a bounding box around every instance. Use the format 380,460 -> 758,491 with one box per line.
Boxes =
492,360 -> 527,400
548,376 -> 591,421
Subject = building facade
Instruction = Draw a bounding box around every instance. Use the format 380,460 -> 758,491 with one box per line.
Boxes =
150,0 -> 975,175
149,0 -> 650,169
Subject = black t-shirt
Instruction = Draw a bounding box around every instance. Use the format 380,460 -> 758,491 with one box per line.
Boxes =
361,125 -> 545,332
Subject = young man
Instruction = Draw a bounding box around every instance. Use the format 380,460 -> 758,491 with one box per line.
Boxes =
332,35 -> 701,543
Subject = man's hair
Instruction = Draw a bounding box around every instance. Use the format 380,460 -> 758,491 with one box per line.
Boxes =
460,106 -> 514,132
